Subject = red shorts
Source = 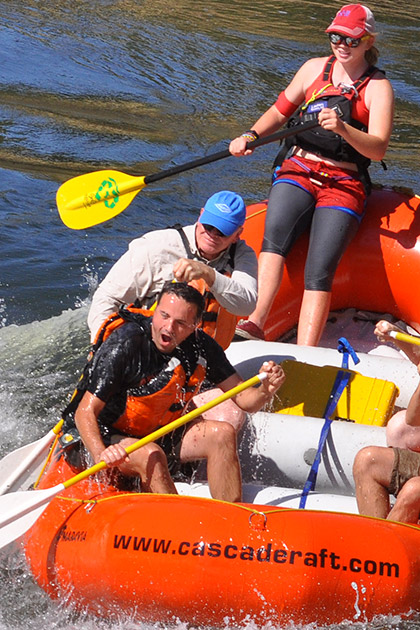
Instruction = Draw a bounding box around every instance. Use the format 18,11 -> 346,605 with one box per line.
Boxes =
273,156 -> 366,217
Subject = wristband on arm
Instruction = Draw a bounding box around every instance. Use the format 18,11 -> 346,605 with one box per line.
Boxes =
241,129 -> 260,142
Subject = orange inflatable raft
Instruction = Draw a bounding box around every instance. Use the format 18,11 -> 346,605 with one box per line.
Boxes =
24,445 -> 420,626
242,186 -> 420,339
22,186 -> 420,626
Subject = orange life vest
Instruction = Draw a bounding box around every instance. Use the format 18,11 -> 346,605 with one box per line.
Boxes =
64,306 -> 207,438
173,227 -> 239,349
114,355 -> 207,437
186,278 -> 237,350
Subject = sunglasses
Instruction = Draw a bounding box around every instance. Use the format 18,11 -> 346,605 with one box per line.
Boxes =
328,32 -> 369,48
201,224 -> 228,238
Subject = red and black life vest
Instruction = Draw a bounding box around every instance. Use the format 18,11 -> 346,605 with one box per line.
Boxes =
275,56 -> 379,173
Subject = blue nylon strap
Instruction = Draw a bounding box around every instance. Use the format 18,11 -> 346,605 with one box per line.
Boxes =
337,336 -> 360,369
298,337 -> 359,509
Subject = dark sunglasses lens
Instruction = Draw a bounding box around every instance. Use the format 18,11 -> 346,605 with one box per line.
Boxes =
329,32 -> 361,47
329,33 -> 343,44
202,224 -> 225,237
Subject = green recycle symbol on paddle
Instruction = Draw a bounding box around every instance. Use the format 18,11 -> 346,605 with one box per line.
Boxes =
95,177 -> 120,209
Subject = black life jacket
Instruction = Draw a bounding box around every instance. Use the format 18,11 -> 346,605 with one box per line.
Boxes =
274,56 -> 380,175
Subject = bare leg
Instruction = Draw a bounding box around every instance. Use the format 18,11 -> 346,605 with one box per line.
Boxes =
387,476 -> 420,524
297,289 -> 331,346
353,446 -> 394,519
114,437 -> 177,494
192,388 -> 246,432
180,420 -> 242,502
247,251 -> 285,329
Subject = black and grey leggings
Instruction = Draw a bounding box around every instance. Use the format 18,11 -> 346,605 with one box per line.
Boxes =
262,182 -> 360,292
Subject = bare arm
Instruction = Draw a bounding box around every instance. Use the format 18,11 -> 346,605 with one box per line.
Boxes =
229,58 -> 322,157
229,105 -> 286,156
219,361 -> 286,413
75,391 -> 128,466
406,377 -> 420,427
318,75 -> 394,161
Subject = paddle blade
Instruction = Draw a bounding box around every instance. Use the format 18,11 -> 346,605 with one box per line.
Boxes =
56,170 -> 146,229
0,422 -> 62,495
0,439 -> 49,495
0,484 -> 64,550
0,372 -> 268,549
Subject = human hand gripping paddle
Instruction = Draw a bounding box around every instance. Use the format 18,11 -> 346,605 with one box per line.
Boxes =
56,121 -> 318,230
0,372 -> 267,550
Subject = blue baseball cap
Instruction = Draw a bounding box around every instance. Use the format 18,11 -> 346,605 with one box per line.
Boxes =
200,191 -> 246,236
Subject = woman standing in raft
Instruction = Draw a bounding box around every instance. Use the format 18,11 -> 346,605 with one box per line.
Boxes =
230,4 -> 394,346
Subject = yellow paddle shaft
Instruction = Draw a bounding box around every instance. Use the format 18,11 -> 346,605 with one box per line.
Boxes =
62,372 -> 267,490
389,330 -> 420,347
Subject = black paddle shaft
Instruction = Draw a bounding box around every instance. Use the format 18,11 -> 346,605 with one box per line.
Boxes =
144,120 -> 318,186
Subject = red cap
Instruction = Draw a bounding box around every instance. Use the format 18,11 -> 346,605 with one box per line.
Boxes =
325,4 -> 376,38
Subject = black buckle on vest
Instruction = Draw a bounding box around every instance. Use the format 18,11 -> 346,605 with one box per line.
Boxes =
331,103 -> 344,118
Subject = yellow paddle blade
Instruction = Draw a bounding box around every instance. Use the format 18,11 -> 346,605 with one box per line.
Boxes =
56,169 -> 147,229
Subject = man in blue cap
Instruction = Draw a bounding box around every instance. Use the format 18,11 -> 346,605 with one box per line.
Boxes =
88,190 -> 257,354
87,191 -> 258,435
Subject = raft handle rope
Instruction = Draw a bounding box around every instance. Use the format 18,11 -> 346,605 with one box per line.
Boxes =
299,337 -> 360,509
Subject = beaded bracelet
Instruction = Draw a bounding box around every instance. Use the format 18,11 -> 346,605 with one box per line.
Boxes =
241,129 -> 260,142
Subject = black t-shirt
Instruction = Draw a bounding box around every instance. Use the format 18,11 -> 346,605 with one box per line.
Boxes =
85,317 -> 236,430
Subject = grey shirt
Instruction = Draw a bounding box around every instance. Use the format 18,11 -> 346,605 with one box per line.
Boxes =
88,223 -> 258,342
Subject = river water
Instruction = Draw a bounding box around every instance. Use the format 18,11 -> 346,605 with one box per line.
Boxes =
0,1 -> 420,628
